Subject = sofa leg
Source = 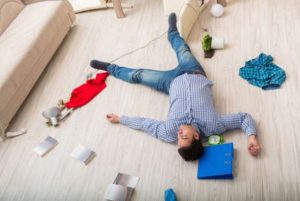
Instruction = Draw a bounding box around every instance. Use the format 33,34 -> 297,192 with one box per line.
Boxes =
112,0 -> 125,18
217,0 -> 227,7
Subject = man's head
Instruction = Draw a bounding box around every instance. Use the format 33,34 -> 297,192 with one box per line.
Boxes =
177,124 -> 204,161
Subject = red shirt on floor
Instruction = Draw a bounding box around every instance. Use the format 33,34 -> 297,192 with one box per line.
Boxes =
65,72 -> 109,109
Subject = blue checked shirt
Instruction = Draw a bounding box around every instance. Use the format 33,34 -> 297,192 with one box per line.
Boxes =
120,73 -> 257,143
239,53 -> 286,90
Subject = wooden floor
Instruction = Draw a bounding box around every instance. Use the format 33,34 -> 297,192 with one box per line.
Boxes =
1,0 -> 300,200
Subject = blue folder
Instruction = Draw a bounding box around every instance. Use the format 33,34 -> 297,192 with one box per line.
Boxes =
197,143 -> 234,179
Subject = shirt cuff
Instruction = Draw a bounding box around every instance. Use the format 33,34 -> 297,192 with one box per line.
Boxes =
120,116 -> 129,125
245,128 -> 257,136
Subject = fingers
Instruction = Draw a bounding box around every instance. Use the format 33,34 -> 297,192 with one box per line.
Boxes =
247,136 -> 260,156
248,144 -> 260,156
250,148 -> 258,156
106,113 -> 119,123
106,114 -> 114,122
106,113 -> 113,117
106,113 -> 115,118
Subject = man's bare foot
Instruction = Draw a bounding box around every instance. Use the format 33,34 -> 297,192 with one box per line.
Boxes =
248,135 -> 260,156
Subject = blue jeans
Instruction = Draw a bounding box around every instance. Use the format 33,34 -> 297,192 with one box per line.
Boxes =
107,30 -> 206,94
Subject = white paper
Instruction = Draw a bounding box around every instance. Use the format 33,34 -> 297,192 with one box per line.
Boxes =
70,145 -> 96,165
33,136 -> 58,157
114,173 -> 139,188
104,184 -> 133,201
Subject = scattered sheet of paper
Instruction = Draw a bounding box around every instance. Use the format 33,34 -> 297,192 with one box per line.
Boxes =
70,145 -> 96,165
114,173 -> 139,188
104,184 -> 133,201
104,173 -> 139,201
33,136 -> 58,157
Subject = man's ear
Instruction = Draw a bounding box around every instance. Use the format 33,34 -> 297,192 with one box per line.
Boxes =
193,132 -> 200,140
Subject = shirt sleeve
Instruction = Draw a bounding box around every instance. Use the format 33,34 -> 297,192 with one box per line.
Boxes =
120,116 -> 175,143
220,112 -> 257,136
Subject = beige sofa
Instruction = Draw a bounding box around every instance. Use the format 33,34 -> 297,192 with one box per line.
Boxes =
163,0 -> 211,40
0,0 -> 75,138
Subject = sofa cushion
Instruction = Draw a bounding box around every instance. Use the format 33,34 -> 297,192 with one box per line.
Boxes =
0,0 -> 24,35
0,0 -> 74,131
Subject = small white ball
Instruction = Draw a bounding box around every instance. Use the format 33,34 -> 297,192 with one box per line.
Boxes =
210,4 -> 225,17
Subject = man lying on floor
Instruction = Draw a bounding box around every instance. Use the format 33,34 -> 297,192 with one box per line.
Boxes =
90,13 -> 260,161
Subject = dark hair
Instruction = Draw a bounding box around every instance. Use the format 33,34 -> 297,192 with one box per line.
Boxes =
178,138 -> 204,161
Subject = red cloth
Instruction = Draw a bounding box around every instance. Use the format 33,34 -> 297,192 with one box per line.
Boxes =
65,72 -> 109,109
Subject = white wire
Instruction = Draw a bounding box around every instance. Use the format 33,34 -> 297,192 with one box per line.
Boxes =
87,31 -> 167,79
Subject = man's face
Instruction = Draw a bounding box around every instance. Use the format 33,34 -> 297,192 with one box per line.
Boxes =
177,125 -> 200,148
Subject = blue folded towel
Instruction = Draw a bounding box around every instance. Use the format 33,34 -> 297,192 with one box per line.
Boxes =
239,53 -> 286,90
165,188 -> 177,201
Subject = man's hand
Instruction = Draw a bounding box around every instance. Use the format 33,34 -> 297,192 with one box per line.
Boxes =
248,135 -> 260,156
106,113 -> 120,124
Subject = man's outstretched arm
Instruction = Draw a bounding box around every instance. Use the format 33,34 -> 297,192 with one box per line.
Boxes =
220,113 -> 260,156
106,113 -> 176,143
220,112 -> 256,136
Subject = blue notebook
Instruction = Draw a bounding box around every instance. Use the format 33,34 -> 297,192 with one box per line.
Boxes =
197,143 -> 234,179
